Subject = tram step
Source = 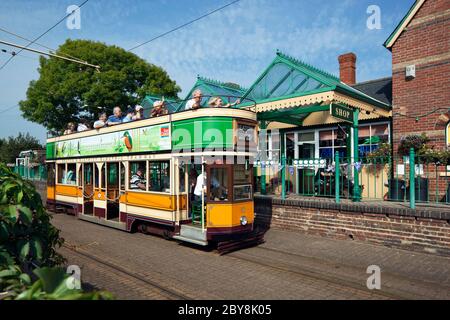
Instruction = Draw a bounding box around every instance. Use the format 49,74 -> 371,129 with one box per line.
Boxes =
172,235 -> 208,246
179,224 -> 207,242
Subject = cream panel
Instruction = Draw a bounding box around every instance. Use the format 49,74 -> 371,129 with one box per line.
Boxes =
126,205 -> 174,221
94,199 -> 107,209
55,195 -> 78,204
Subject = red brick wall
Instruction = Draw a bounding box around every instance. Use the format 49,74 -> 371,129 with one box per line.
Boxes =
255,199 -> 450,256
391,0 -> 450,150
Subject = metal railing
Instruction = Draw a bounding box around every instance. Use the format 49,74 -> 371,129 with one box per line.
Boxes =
254,148 -> 450,209
13,165 -> 47,181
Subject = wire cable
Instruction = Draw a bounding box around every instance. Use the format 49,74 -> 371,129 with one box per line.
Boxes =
0,104 -> 19,114
0,26 -> 86,63
0,0 -> 90,71
128,0 -> 241,51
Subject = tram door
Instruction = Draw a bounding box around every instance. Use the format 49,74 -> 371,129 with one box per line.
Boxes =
106,162 -> 120,221
82,163 -> 94,215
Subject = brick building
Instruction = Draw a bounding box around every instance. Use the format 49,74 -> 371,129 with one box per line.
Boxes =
385,0 -> 450,150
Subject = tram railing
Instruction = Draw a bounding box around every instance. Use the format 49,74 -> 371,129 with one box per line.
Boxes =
254,148 -> 450,208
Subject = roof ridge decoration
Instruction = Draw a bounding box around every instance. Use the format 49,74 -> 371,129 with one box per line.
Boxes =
275,50 -> 341,83
196,75 -> 247,92
384,0 -> 426,49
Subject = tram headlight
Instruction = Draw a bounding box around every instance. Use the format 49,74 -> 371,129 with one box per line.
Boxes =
240,216 -> 248,226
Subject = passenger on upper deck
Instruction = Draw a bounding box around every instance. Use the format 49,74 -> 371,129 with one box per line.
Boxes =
77,119 -> 90,132
133,105 -> 145,120
151,100 -> 168,117
122,106 -> 135,123
184,89 -> 203,110
93,112 -> 107,129
107,107 -> 125,126
208,96 -> 241,108
63,122 -> 76,135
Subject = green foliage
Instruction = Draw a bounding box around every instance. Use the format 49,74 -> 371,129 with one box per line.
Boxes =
20,39 -> 180,133
0,133 -> 43,164
0,164 -> 112,300
367,143 -> 392,163
397,133 -> 430,157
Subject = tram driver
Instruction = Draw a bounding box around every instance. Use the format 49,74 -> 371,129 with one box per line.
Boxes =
130,168 -> 147,190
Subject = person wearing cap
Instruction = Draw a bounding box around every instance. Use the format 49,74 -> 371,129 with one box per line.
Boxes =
151,100 -> 168,118
122,106 -> 136,123
133,105 -> 145,120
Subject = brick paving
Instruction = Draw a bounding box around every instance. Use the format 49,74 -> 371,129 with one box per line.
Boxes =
51,213 -> 450,300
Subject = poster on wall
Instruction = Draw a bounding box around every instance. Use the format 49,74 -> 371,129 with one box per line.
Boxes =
54,123 -> 171,158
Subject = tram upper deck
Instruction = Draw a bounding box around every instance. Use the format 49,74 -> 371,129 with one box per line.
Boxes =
46,107 -> 257,160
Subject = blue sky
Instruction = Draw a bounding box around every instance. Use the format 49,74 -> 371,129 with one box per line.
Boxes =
0,0 -> 413,143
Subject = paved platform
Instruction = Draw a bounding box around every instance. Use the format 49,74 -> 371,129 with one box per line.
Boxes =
51,213 -> 450,300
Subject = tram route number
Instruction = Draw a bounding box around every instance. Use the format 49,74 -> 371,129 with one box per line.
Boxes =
178,304 -> 272,318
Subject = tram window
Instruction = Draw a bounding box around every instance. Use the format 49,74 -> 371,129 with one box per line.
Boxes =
149,161 -> 170,193
233,164 -> 252,184
209,167 -> 229,201
234,185 -> 252,201
57,164 -> 65,184
66,164 -> 77,185
101,165 -> 106,190
120,163 -> 125,191
47,163 -> 55,187
129,161 -> 147,191
94,165 -> 99,188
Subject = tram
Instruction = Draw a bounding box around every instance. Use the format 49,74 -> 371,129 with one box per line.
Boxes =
45,107 -> 258,247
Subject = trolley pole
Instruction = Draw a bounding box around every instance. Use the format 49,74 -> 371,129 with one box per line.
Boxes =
201,157 -> 205,231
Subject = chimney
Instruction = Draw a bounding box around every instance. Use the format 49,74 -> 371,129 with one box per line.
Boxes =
338,53 -> 357,85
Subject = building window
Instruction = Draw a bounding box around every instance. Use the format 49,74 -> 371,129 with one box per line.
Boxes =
358,123 -> 389,157
319,129 -> 347,159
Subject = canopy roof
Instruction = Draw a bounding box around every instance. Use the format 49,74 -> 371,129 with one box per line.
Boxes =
175,76 -> 247,111
141,95 -> 180,114
239,51 -> 392,126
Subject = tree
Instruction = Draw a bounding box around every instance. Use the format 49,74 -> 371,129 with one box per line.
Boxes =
0,164 -> 112,300
19,39 -> 180,133
0,133 -> 43,165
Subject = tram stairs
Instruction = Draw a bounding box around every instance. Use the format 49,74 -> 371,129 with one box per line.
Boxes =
173,225 -> 208,246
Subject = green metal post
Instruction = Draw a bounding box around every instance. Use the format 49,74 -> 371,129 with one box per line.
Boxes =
281,155 -> 286,200
409,148 -> 415,209
335,151 -> 340,204
260,120 -> 267,195
352,109 -> 361,202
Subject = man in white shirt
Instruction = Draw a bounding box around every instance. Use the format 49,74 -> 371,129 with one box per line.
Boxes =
193,172 -> 205,202
185,89 -> 203,110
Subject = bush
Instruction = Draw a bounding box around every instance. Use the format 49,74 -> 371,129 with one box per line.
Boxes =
0,163 -> 112,300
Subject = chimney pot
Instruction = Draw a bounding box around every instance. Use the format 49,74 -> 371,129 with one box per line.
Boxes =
338,53 -> 357,85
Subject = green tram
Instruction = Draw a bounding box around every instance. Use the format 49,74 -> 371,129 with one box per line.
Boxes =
46,107 -> 258,246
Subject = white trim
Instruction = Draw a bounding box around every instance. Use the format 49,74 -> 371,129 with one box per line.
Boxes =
385,0 -> 426,49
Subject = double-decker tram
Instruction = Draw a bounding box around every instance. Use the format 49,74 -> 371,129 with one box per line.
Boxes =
45,106 -> 261,251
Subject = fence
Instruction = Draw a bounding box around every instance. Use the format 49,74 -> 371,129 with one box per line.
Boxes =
254,148 -> 450,209
13,165 -> 47,181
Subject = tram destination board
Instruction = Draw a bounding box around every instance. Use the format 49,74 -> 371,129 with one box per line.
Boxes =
330,103 -> 353,123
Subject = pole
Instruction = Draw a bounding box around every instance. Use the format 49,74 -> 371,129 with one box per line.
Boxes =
409,148 -> 416,209
201,156 -> 205,231
260,121 -> 267,195
352,109 -> 361,202
335,151 -> 340,204
0,39 -> 101,70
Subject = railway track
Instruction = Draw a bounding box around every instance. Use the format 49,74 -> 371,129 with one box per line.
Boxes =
62,243 -> 192,300
227,248 -> 407,300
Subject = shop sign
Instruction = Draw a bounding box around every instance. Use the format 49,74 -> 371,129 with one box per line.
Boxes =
331,104 -> 354,123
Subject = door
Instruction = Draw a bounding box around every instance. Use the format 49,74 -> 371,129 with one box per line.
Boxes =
82,163 -> 94,215
296,132 -> 316,195
106,162 -> 120,221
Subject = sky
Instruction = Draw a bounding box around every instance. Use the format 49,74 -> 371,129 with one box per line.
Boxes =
0,0 -> 414,143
